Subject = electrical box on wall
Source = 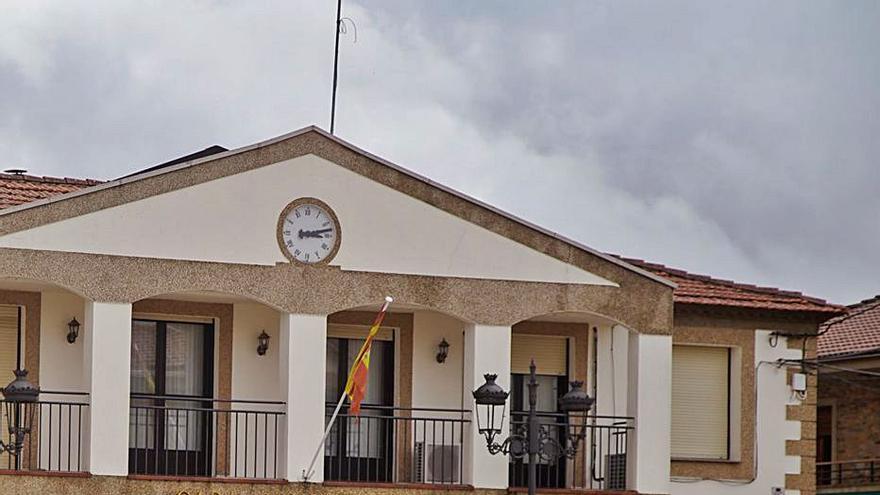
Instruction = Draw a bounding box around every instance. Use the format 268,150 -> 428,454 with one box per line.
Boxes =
792,373 -> 807,392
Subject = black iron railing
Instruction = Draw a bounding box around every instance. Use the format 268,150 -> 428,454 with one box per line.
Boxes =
129,394 -> 284,479
324,403 -> 470,484
0,391 -> 89,473
508,412 -> 633,491
817,458 -> 880,488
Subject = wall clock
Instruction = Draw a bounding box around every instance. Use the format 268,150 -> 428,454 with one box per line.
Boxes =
277,197 -> 341,265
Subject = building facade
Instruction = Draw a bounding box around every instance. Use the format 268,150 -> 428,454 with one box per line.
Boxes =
817,296 -> 880,495
0,127 -> 840,495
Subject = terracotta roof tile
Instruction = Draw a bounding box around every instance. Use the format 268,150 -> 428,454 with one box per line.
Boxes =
818,296 -> 880,358
0,173 -> 100,210
615,256 -> 844,315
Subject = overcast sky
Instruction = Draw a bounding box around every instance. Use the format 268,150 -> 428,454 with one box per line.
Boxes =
1,1 -> 878,304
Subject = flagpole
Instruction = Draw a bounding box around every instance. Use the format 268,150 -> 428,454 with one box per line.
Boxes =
302,296 -> 394,481
303,391 -> 347,481
330,0 -> 342,134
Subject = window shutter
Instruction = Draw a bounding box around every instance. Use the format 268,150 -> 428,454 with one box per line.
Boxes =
511,334 -> 567,376
328,324 -> 394,341
671,345 -> 730,460
0,305 -> 19,467
0,305 -> 18,377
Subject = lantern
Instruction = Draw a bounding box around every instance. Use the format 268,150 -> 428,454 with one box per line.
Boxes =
472,373 -> 509,446
1,369 -> 40,456
67,317 -> 81,344
558,380 -> 593,444
257,331 -> 270,356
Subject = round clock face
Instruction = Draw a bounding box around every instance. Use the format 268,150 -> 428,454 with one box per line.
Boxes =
277,198 -> 341,265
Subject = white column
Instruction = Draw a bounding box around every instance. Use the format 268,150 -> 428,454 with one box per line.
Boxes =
595,324 -> 630,417
626,332 -> 672,494
462,324 -> 512,489
82,301 -> 132,476
278,313 -> 327,482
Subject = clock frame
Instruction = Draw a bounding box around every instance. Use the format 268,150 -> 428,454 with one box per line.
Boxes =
276,197 -> 342,265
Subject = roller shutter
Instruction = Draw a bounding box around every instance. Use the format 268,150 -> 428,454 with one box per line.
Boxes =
0,305 -> 18,381
671,345 -> 730,459
511,334 -> 567,376
0,305 -> 20,467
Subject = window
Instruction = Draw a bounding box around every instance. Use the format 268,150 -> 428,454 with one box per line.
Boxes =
128,319 -> 215,476
323,327 -> 395,482
671,345 -> 730,460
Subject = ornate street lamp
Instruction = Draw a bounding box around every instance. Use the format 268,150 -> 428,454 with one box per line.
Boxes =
472,373 -> 509,450
473,360 -> 594,495
0,369 -> 40,465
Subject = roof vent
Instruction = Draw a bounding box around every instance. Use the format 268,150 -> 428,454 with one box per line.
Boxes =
3,168 -> 27,175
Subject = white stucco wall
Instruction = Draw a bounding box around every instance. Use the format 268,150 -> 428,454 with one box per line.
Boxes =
0,155 -> 615,287
627,332 -> 672,494
462,324 -> 512,489
669,331 -> 805,495
594,323 -> 629,418
231,302 -> 281,402
39,290 -> 87,392
227,303 -> 283,478
411,310 -> 465,411
82,301 -> 132,476
36,289 -> 88,472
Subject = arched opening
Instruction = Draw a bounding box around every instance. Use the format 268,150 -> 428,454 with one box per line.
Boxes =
0,277 -> 91,473
323,301 -> 471,485
507,311 -> 633,492
127,290 -> 283,479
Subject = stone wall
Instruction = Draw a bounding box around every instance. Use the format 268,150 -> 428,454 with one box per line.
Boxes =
818,366 -> 880,461
0,474 -> 640,495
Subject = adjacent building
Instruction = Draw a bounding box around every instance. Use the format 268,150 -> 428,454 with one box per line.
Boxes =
817,296 -> 880,495
0,127 -> 841,495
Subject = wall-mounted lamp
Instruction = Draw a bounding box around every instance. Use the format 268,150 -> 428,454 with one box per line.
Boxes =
436,338 -> 450,363
66,318 -> 80,344
257,331 -> 270,356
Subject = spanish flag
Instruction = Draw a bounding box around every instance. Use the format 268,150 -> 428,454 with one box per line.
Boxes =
343,296 -> 392,415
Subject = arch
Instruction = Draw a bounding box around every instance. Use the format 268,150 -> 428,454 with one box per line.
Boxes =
514,309 -> 630,328
328,299 -> 475,325
0,276 -> 92,301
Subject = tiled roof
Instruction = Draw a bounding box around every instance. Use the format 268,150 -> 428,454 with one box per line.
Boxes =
818,296 -> 880,358
0,170 -> 842,317
616,256 -> 844,315
0,173 -> 101,210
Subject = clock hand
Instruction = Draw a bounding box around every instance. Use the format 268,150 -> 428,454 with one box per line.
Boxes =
300,228 -> 333,238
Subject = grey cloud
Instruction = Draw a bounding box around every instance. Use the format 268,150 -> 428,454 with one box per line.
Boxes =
0,0 -> 877,303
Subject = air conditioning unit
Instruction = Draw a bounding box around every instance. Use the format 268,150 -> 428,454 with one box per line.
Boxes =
604,453 -> 627,490
414,442 -> 461,484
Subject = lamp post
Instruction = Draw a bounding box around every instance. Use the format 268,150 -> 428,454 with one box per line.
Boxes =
473,360 -> 594,495
0,369 -> 40,468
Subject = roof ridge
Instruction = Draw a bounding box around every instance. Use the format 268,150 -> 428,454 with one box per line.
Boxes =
849,294 -> 880,309
0,172 -> 103,186
612,254 -> 839,307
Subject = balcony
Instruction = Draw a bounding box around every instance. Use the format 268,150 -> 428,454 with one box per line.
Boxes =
320,404 -> 634,491
817,458 -> 880,493
129,395 -> 284,479
0,391 -> 89,474
324,404 -> 470,485
508,412 -> 633,492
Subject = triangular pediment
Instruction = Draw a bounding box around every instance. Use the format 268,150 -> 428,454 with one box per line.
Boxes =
0,128 -> 671,288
